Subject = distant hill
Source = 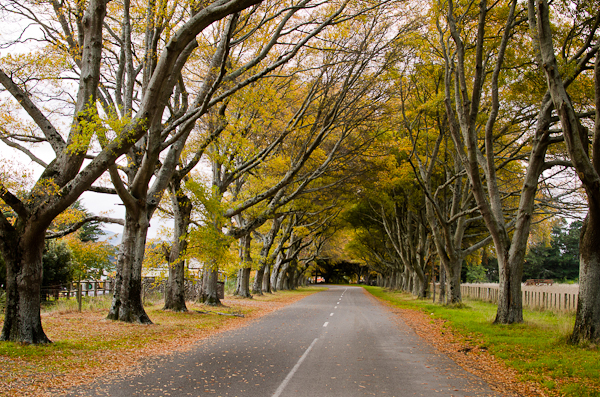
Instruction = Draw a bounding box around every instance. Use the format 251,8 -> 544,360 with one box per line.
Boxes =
98,230 -> 122,246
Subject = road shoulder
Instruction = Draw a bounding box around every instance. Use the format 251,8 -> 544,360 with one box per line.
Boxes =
362,287 -> 545,397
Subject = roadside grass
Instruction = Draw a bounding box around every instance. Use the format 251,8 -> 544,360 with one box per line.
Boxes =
0,286 -> 324,397
363,286 -> 599,397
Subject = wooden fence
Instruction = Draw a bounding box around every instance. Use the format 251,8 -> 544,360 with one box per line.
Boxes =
459,284 -> 579,312
41,280 -> 113,301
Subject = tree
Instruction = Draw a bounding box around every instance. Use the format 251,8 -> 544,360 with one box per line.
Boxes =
529,0 -> 600,342
0,0 -> 263,344
437,0 -> 587,323
524,220 -> 581,281
41,240 -> 73,289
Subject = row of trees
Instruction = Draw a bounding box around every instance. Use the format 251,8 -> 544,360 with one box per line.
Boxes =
1,0 -> 599,346
0,0 -> 409,343
344,0 -> 600,344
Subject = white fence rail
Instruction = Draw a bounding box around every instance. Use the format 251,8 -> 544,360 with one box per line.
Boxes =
459,283 -> 579,312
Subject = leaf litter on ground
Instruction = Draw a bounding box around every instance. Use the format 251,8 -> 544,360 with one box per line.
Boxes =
0,288 -> 320,397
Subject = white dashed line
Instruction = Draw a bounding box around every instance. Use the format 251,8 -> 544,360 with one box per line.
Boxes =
330,313 -> 334,316
323,322 -> 329,327
272,338 -> 319,397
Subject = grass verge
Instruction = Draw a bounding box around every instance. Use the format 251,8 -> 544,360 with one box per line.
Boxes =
363,286 -> 599,397
0,287 -> 324,397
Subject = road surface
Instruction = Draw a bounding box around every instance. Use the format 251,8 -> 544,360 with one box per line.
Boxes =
67,286 -> 504,396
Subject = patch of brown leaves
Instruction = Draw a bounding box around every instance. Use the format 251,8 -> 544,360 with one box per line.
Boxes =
0,290 -> 315,397
365,291 -> 548,397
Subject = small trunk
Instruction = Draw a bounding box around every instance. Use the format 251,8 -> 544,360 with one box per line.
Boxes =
571,211 -> 600,343
438,265 -> 446,305
203,267 -> 221,306
1,231 -> 51,344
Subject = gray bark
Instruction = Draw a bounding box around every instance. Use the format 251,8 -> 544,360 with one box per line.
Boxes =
532,0 -> 600,342
163,179 -> 192,312
204,267 -> 222,306
233,235 -> 252,298
107,208 -> 152,323
252,217 -> 282,295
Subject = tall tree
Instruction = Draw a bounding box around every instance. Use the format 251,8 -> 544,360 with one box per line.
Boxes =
530,0 -> 600,342
0,0 -> 263,343
438,0 -> 585,323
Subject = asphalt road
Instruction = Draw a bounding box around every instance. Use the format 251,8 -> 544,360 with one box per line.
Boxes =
67,286 -> 503,397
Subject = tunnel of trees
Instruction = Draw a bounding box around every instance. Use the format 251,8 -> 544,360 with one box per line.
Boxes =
0,0 -> 599,344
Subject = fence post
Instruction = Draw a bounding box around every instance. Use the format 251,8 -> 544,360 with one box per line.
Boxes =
77,281 -> 82,312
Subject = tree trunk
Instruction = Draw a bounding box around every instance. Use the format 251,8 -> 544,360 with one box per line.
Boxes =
288,265 -> 297,290
252,264 -> 264,295
277,262 -> 289,290
572,209 -> 600,343
203,267 -> 221,306
198,269 -> 209,302
107,210 -> 152,324
270,254 -> 283,292
234,268 -> 252,298
163,181 -> 192,312
446,258 -> 463,304
234,235 -> 252,298
1,230 -> 50,344
438,265 -> 446,305
252,217 -> 282,295
262,261 -> 272,293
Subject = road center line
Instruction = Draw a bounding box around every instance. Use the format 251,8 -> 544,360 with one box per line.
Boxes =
272,337 -> 319,397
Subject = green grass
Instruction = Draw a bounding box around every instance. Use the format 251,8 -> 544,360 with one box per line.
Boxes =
363,286 -> 600,397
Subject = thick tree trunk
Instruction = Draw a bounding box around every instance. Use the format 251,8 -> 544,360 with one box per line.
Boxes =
1,230 -> 50,344
288,265 -> 297,290
262,261 -> 272,293
446,259 -> 462,304
270,254 -> 283,292
163,182 -> 192,312
198,269 -> 209,302
571,209 -> 600,343
277,263 -> 289,290
494,251 -> 523,323
234,235 -> 252,298
252,264 -> 264,295
532,0 -> 600,342
203,267 -> 221,306
107,210 -> 152,324
234,268 -> 252,298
